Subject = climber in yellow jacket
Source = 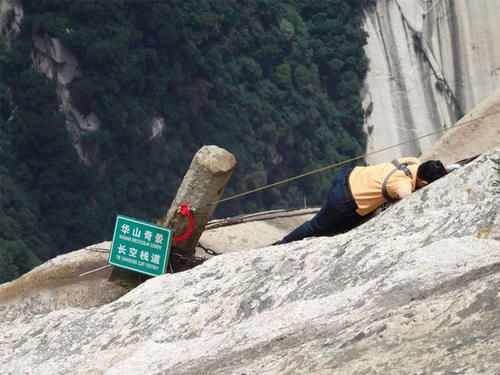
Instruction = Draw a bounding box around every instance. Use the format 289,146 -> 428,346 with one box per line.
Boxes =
273,158 -> 447,245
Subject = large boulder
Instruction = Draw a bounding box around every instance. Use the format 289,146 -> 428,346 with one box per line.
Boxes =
0,147 -> 499,374
0,242 -> 126,322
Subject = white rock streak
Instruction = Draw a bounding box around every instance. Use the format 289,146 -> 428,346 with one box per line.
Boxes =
362,0 -> 500,164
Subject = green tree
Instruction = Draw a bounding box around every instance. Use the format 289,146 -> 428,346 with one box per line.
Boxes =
1,0 -> 372,282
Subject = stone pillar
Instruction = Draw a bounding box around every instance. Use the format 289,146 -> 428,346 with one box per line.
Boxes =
157,145 -> 236,258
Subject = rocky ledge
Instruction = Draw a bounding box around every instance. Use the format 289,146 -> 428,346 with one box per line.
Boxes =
0,147 -> 499,374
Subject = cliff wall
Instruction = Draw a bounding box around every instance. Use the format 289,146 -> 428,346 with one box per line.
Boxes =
0,0 -> 22,40
1,146 -> 498,374
3,0 -> 498,166
363,0 -> 500,163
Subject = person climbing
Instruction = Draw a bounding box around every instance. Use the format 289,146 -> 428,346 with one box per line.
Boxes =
273,157 -> 447,245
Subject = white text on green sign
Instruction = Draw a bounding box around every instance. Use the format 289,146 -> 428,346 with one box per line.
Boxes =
108,215 -> 172,277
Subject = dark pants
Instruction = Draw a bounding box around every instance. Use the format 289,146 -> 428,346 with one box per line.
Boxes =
274,168 -> 363,245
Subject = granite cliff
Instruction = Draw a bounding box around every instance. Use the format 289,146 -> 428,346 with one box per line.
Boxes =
363,0 -> 500,163
1,147 -> 499,374
2,0 -> 499,164
1,4 -> 499,371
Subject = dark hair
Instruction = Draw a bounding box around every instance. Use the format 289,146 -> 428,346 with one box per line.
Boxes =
417,160 -> 447,183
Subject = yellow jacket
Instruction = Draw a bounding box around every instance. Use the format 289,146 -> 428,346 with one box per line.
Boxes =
348,157 -> 420,216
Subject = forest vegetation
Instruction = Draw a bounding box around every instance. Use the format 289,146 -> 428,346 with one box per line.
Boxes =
0,0 -> 373,282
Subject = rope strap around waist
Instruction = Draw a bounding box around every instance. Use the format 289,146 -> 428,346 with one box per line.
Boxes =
382,159 -> 415,203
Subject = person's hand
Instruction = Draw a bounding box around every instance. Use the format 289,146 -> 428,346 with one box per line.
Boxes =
446,164 -> 461,173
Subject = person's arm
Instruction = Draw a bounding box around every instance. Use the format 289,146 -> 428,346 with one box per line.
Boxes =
396,190 -> 411,199
388,174 -> 413,200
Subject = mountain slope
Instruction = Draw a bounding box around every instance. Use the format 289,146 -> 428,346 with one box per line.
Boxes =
1,147 -> 498,374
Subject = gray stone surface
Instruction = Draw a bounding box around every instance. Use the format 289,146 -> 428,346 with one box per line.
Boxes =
0,242 -> 126,323
31,34 -> 100,165
421,86 -> 500,165
1,147 -> 498,374
0,0 -> 23,38
363,0 -> 500,164
0,210 -> 315,322
197,208 -> 318,257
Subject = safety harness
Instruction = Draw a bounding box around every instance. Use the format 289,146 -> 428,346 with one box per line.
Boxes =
382,159 -> 416,203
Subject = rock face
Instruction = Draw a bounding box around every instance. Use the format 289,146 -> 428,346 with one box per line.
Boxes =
421,86 -> 500,164
0,210 -> 316,322
196,208 -> 317,257
363,0 -> 500,163
3,0 -> 498,168
0,242 -> 126,322
0,0 -> 23,40
31,35 -> 101,165
1,147 -> 499,374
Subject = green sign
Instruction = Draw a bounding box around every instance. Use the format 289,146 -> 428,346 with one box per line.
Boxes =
108,214 -> 172,277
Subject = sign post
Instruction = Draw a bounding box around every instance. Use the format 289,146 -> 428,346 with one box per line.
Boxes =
108,215 -> 172,277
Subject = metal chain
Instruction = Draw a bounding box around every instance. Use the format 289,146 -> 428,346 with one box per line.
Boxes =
196,242 -> 221,256
84,247 -> 110,253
